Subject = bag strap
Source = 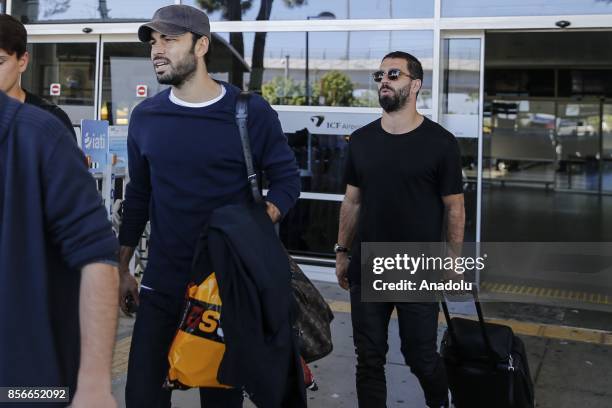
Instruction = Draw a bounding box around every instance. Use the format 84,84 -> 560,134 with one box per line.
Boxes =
441,288 -> 498,360
235,91 -> 263,204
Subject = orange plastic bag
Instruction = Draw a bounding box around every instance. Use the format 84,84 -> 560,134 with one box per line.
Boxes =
166,273 -> 232,389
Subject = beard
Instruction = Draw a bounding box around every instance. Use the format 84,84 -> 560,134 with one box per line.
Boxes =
155,51 -> 197,88
378,84 -> 410,113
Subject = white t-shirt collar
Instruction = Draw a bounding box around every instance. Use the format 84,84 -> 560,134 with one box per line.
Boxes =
169,84 -> 226,108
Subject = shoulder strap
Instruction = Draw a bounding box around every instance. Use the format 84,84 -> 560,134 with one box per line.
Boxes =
235,91 -> 263,204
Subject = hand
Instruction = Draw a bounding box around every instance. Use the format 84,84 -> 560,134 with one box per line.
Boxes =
118,271 -> 139,317
71,387 -> 116,408
265,201 -> 281,224
335,253 -> 350,290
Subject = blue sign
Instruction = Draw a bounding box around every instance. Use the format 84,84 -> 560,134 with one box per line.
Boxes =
109,125 -> 128,170
81,119 -> 109,174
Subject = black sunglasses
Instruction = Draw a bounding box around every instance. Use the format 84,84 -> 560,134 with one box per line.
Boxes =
372,68 -> 416,82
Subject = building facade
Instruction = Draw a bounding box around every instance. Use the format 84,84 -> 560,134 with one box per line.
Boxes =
6,1 -> 612,287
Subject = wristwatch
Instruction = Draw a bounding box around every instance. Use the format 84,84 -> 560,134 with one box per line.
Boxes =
334,243 -> 349,253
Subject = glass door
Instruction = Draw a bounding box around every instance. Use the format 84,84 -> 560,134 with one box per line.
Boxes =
555,100 -> 602,192
603,102 -> 612,193
24,35 -> 100,137
99,35 -> 167,126
439,32 -> 484,243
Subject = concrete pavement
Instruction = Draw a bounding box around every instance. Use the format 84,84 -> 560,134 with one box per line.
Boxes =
111,281 -> 612,407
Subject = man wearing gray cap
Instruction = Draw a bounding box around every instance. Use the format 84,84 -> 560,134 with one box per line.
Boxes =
117,4 -> 302,408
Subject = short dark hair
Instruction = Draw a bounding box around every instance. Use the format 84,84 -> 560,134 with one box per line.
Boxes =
382,51 -> 423,81
0,14 -> 27,58
192,33 -> 211,67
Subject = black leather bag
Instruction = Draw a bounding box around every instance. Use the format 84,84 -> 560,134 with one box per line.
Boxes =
440,295 -> 535,408
235,92 -> 334,363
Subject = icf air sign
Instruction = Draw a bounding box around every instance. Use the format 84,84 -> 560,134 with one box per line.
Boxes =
275,109 -> 381,135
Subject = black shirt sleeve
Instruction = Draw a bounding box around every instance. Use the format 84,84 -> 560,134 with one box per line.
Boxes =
344,136 -> 360,187
438,136 -> 464,196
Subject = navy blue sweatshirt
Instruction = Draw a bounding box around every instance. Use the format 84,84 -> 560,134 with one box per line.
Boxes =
0,92 -> 118,401
118,82 -> 300,297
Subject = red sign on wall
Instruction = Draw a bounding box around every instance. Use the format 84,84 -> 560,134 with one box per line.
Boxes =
50,83 -> 61,96
136,85 -> 148,98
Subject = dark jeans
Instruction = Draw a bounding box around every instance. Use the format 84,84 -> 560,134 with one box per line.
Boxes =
350,285 -> 449,408
125,289 -> 244,408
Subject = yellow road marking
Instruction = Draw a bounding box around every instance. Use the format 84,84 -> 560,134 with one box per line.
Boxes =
324,300 -> 612,347
481,282 -> 612,307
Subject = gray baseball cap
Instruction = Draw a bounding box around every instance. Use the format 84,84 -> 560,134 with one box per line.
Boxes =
138,5 -> 210,43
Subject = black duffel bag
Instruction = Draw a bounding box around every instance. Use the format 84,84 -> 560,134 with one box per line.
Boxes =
440,294 -> 535,408
236,92 -> 334,363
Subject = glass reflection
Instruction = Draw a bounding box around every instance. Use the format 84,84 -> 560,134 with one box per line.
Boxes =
101,42 -> 168,126
11,0 -> 172,23
21,43 -> 97,126
443,0 -> 612,17
603,104 -> 612,192
216,30 -> 433,109
286,132 -> 349,194
440,38 -> 481,138
185,0 -> 433,21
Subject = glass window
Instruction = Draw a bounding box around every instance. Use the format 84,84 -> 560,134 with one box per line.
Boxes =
286,132 -> 350,195
100,42 -> 168,126
485,69 -> 555,97
442,0 -> 612,17
442,38 -> 480,115
1,1 -> 6,14
602,103 -> 612,192
280,199 -> 340,257
185,0 -> 433,21
21,42 -> 97,126
280,138 -> 479,256
440,38 -> 481,138
558,69 -> 612,97
218,30 -> 433,109
11,0 -> 173,23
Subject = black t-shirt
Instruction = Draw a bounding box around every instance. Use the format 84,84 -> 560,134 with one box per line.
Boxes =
24,90 -> 77,142
344,117 -> 463,283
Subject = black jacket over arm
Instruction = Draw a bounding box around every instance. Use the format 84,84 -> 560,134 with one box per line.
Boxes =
204,202 -> 306,408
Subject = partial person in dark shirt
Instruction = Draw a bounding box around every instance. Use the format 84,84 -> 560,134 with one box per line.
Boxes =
0,91 -> 119,408
117,5 -> 301,408
0,14 -> 77,141
335,52 -> 465,408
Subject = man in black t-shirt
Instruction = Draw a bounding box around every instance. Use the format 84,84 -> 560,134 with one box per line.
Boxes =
335,52 -> 465,408
0,14 -> 77,141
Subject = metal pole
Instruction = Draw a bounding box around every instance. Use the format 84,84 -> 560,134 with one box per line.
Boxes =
284,54 -> 290,80
599,98 -> 604,194
305,30 -> 310,105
